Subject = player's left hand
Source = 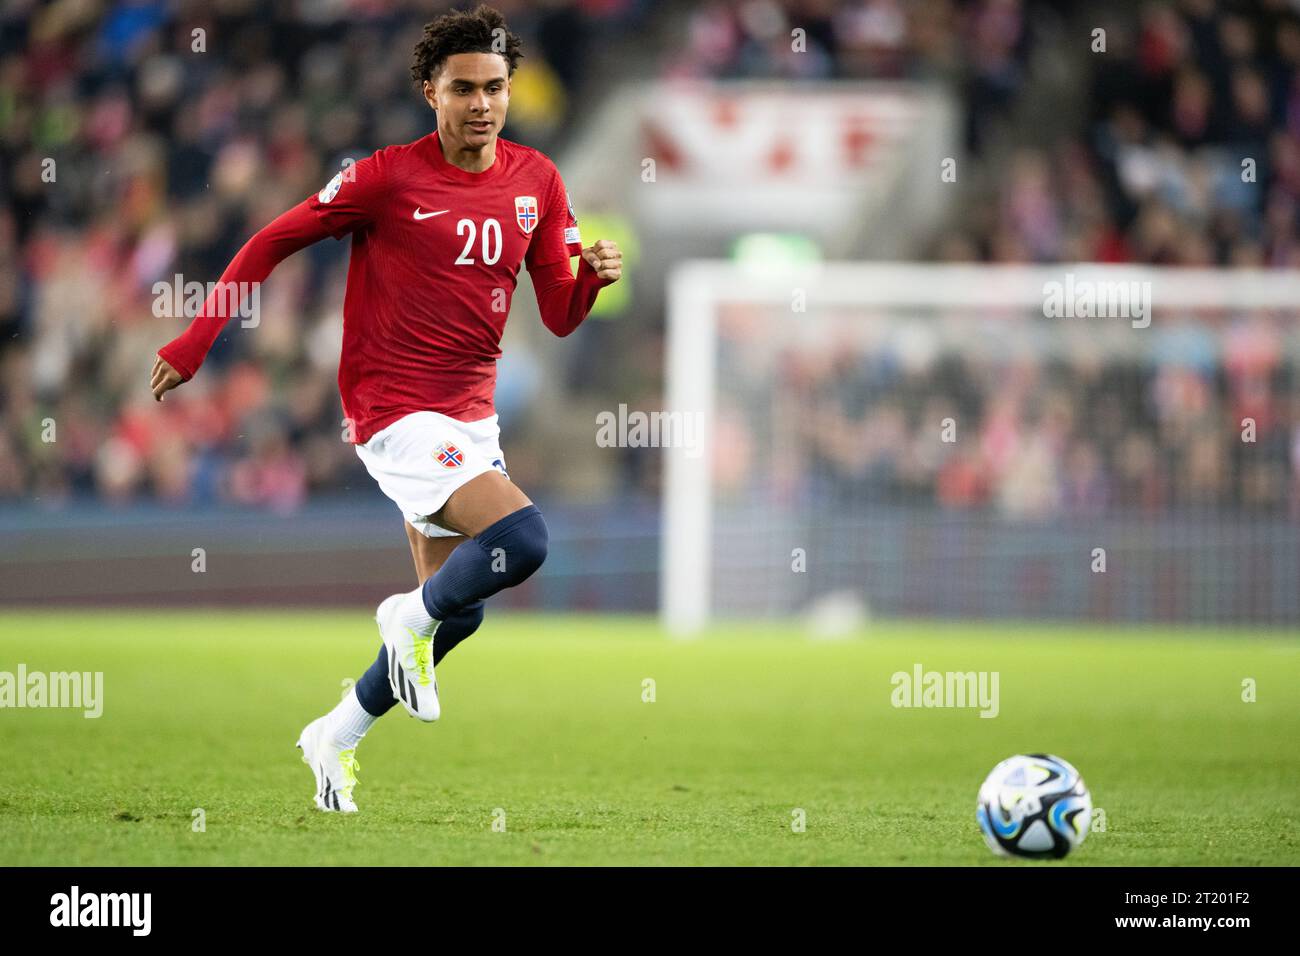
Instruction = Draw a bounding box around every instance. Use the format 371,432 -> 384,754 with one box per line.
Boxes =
581,240 -> 622,282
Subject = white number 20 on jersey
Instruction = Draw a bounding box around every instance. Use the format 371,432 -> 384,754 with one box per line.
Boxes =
455,218 -> 502,266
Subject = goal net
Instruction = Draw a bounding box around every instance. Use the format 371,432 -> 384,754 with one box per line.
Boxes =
661,263 -> 1300,634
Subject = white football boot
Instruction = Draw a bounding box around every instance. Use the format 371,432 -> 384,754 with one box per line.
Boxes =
296,716 -> 360,813
375,593 -> 440,721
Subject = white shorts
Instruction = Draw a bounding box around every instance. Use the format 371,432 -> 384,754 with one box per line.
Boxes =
356,410 -> 509,538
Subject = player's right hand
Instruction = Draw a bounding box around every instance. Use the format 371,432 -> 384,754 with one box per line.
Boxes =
150,355 -> 184,402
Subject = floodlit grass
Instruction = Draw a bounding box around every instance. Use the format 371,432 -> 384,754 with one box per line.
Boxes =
0,611 -> 1296,865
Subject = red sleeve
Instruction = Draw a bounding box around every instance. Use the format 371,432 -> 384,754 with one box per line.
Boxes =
524,164 -> 583,271
157,200 -> 330,380
529,254 -> 614,338
306,151 -> 388,239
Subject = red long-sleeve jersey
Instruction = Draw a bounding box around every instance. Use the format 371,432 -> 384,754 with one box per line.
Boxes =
158,131 -> 612,444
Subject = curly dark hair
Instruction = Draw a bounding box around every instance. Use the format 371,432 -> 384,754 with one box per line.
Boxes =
409,4 -> 524,87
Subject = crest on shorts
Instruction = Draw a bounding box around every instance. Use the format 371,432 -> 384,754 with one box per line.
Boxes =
514,195 -> 538,235
434,441 -> 464,469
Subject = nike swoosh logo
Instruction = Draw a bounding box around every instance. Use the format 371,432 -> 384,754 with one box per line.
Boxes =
413,208 -> 448,220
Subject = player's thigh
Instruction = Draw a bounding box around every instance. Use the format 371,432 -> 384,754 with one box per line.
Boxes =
432,470 -> 532,538
405,523 -> 466,582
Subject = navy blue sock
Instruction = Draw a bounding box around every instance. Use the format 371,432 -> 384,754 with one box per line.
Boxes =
353,601 -> 488,717
354,645 -> 396,717
421,505 -> 548,619
435,600 -> 484,665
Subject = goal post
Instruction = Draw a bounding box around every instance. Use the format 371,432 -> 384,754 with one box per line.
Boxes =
661,262 -> 1300,636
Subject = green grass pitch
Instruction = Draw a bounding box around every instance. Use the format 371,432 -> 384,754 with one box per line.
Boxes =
0,610 -> 1296,866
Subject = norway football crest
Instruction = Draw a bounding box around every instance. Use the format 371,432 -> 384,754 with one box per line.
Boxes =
514,195 -> 538,235
434,442 -> 464,469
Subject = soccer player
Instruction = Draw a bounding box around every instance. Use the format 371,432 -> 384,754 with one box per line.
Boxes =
149,5 -> 622,812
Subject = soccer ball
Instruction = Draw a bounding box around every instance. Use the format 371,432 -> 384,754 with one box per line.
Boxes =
976,753 -> 1092,859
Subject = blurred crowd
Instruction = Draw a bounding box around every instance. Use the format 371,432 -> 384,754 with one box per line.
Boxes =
714,313 -> 1300,517
665,0 -> 1046,153
676,0 -> 1300,516
0,0 -> 641,509
1,0 -> 1298,518
939,0 -> 1300,267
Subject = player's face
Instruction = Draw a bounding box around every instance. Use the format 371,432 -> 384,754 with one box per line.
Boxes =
424,53 -> 510,152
